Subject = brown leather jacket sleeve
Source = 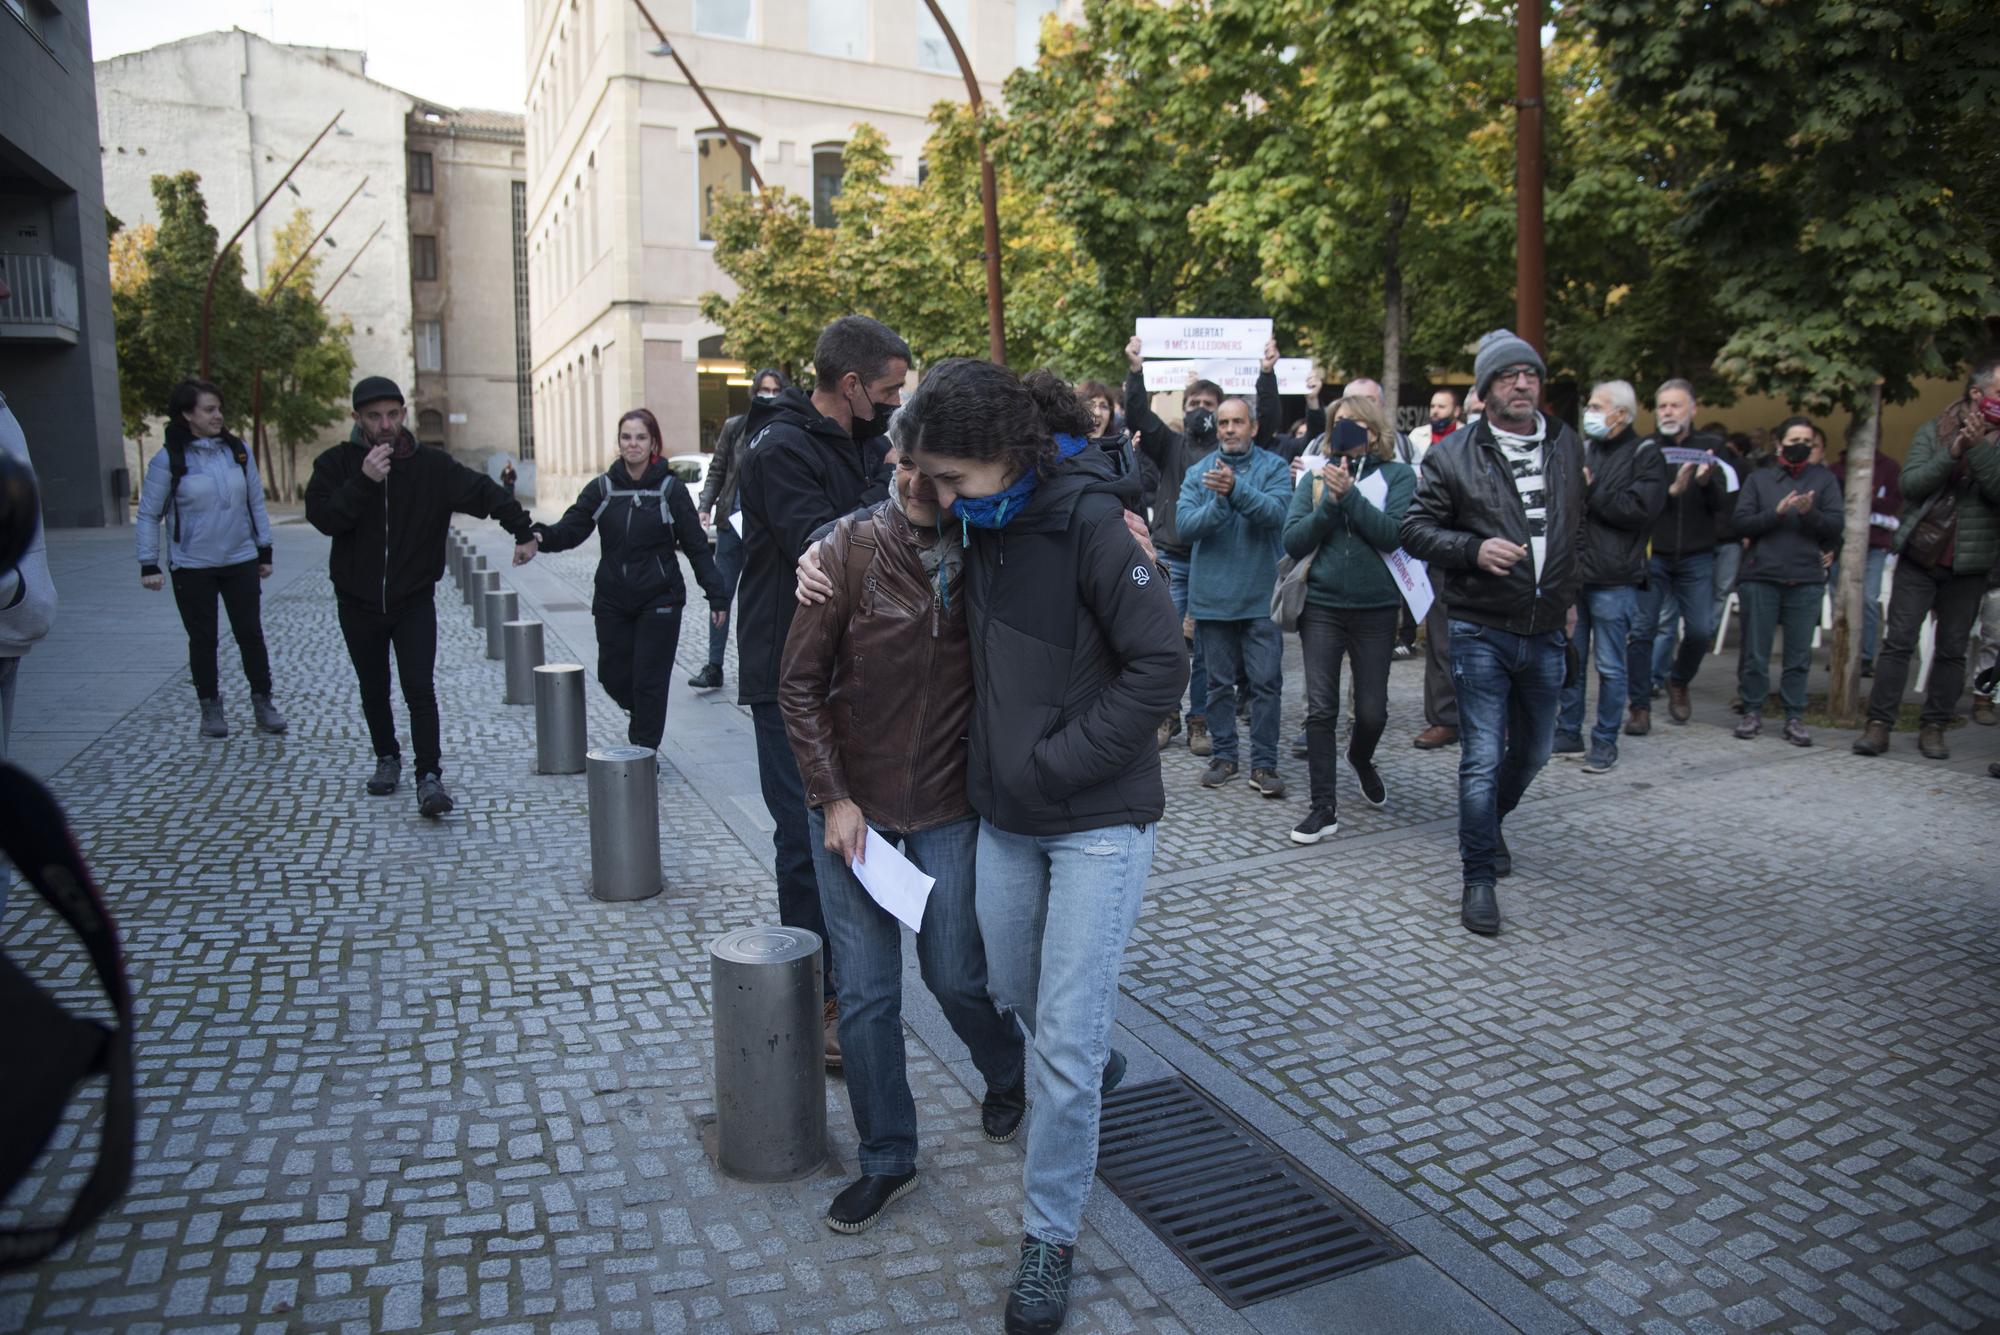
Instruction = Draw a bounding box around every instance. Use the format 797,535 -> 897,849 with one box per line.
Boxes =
779,518 -> 860,809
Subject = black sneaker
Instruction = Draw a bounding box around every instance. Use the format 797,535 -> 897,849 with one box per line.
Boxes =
1004,1235 -> 1075,1335
687,663 -> 724,691
366,755 -> 402,796
1199,759 -> 1238,788
824,1170 -> 918,1234
416,773 -> 455,818
1350,754 -> 1386,805
982,1078 -> 1027,1143
1249,767 -> 1286,799
1552,731 -> 1584,757
1290,806 -> 1339,845
1101,1049 -> 1127,1096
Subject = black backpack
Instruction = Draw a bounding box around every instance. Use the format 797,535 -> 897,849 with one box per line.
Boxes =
165,434 -> 254,545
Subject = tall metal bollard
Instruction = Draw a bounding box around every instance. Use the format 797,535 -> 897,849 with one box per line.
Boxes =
471,570 -> 501,627
484,590 -> 519,658
503,619 -> 544,705
587,746 -> 661,902
711,926 -> 826,1182
449,542 -> 463,590
534,664 -> 587,773
463,556 -> 487,605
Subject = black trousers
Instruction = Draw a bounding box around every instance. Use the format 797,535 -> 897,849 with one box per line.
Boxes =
751,700 -> 835,998
1423,597 -> 1458,728
1299,603 -> 1399,807
597,599 -> 683,750
171,560 -> 272,700
1866,558 -> 1987,728
336,594 -> 441,776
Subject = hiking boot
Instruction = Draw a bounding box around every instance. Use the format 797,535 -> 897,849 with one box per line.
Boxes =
1461,883 -> 1500,936
1004,1235 -> 1075,1335
1782,717 -> 1812,747
1413,724 -> 1457,749
1350,754 -> 1386,806
1249,767 -> 1286,798
1199,759 -> 1238,788
1851,721 -> 1890,756
687,663 -> 724,691
1624,706 -> 1651,736
1666,681 -> 1692,725
252,693 -> 288,734
366,755 -> 402,795
1581,742 -> 1618,773
1552,730 -> 1584,757
1974,693 -> 1997,726
1290,806 -> 1339,845
1155,713 -> 1181,751
823,997 -> 843,1069
982,1077 -> 1027,1144
1733,713 -> 1762,740
1187,716 -> 1212,757
825,1171 -> 918,1235
1918,725 -> 1949,760
416,773 -> 455,818
199,698 -> 228,738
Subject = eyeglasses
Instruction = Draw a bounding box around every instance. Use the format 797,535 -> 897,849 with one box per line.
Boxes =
1494,367 -> 1541,384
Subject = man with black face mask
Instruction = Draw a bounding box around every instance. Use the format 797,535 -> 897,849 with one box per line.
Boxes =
735,316 -> 909,1068
692,367 -> 789,691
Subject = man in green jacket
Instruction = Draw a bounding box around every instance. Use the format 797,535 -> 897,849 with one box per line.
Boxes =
1854,355 -> 2000,759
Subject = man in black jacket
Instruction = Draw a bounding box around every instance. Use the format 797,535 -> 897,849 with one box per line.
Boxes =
692,367 -> 787,691
1401,331 -> 1584,936
736,318 -> 906,1056
1554,379 -> 1666,772
305,376 -> 536,817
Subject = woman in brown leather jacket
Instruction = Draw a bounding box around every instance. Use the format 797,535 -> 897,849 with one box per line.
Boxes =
778,435 -> 1026,1238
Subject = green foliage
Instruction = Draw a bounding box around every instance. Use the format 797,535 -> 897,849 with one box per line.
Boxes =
258,209 -> 356,450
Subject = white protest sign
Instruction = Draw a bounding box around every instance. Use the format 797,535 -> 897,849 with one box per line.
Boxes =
1356,469 -> 1434,621
1274,359 -> 1314,395
1135,317 -> 1272,360
1141,360 -> 1260,394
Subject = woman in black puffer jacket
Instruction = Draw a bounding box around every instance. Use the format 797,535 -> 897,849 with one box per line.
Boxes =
535,408 -> 728,748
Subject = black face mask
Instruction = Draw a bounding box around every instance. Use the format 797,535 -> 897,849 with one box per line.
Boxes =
1184,408 -> 1216,439
1328,419 -> 1371,455
1780,442 -> 1812,465
847,386 -> 896,442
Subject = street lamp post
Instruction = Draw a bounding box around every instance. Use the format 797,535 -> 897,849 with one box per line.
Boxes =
1514,0 -> 1545,354
921,0 -> 1006,366
200,109 -> 349,377
315,220 -> 385,308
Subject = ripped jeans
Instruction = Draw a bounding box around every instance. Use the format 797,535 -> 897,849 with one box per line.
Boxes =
975,819 -> 1154,1247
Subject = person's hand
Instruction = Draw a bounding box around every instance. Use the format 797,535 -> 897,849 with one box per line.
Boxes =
1583,466 -> 1594,488
361,442 -> 393,482
1121,509 -> 1157,564
1668,461 -> 1694,497
1290,455 -> 1307,484
1777,489 -> 1813,516
1202,463 -> 1235,496
141,573 -> 164,591
1566,604 -> 1579,638
513,535 -> 539,565
1476,537 -> 1529,575
1260,337 -> 1279,373
1322,456 -> 1354,501
1125,334 -> 1144,371
823,797 -> 868,867
1304,365 -> 1324,396
1820,549 -> 1834,570
795,541 -> 834,605
711,606 -> 729,628
258,563 -> 273,579
1695,461 -> 1713,484
699,509 -> 711,529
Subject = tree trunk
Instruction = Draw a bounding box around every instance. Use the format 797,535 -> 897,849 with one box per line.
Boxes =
1827,382 -> 1880,723
1381,193 -> 1409,429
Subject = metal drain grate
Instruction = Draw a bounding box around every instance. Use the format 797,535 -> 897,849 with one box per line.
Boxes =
1096,1077 -> 1408,1308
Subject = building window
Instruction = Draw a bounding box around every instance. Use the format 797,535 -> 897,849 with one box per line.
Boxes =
693,0 -> 751,40
412,234 -> 439,281
696,130 -> 758,244
511,180 -> 535,461
416,320 -> 443,372
916,0 -> 968,73
812,144 -> 844,229
408,149 -> 434,193
808,0 -> 865,59
417,409 -> 446,448
1015,0 -> 1056,69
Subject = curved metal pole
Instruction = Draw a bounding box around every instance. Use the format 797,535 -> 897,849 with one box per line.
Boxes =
200,109 -> 346,377
316,220 -> 384,308
630,0 -> 764,190
262,175 -> 368,302
921,0 -> 1005,366
1514,0 -> 1544,354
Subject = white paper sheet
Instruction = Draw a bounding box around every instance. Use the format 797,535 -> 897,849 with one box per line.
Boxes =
1134,317 -> 1272,360
1296,453 -> 1327,476
1136,357 -> 1313,396
851,828 -> 935,934
728,510 -> 745,537
1354,469 -> 1434,621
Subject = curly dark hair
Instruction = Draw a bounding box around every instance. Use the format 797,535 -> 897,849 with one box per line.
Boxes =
900,359 -> 1094,482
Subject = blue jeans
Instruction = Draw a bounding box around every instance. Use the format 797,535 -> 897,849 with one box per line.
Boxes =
1557,585 -> 1637,748
706,522 -> 745,670
1451,620 -> 1565,888
808,810 -> 1024,1175
1737,581 -> 1822,720
976,819 -> 1154,1246
1161,553 -> 1206,722
751,701 -> 834,997
1631,551 -> 1716,699
1199,616 -> 1283,769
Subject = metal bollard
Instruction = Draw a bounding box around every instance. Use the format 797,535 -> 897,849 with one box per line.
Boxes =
462,556 -> 487,605
711,926 -> 826,1182
471,570 -> 501,626
448,543 -> 463,589
534,663 -> 587,773
484,590 -> 519,658
587,746 -> 661,902
503,619 -> 544,705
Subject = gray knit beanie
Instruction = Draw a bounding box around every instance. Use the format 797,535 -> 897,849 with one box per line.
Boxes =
1473,329 -> 1546,399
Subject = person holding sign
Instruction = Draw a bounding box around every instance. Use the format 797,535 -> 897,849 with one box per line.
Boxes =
1630,379 -> 1735,729
778,427 -> 1026,1239
1280,395 -> 1416,843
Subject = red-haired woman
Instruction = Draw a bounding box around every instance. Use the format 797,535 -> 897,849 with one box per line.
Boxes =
534,408 -> 729,748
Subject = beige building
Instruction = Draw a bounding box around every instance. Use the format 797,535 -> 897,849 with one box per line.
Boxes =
523,0 -> 1072,506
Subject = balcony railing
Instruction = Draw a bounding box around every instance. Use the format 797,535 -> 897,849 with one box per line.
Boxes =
0,252 -> 80,344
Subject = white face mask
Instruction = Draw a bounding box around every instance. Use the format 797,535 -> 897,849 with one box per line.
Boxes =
1582,410 -> 1612,440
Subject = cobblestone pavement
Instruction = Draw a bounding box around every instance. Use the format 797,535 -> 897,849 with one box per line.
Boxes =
3,522 -> 1996,1335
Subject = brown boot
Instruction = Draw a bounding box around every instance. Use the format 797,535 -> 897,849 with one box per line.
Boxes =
1623,706 -> 1651,737
1974,694 -> 1997,726
1412,724 -> 1459,749
1851,720 -> 1891,756
1187,716 -> 1212,757
823,997 -> 843,1069
1918,725 -> 1950,760
1666,682 -> 1692,725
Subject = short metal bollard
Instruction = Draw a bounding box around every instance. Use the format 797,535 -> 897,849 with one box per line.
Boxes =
587,746 -> 661,902
449,543 -> 463,589
711,926 -> 826,1182
484,590 -> 519,658
462,555 -> 487,605
534,663 -> 587,773
470,570 -> 501,626
503,619 -> 544,705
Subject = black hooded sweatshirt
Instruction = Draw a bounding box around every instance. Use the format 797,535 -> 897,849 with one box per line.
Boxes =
734,386 -> 891,705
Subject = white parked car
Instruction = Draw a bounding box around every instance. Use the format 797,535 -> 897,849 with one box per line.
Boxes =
666,454 -> 715,540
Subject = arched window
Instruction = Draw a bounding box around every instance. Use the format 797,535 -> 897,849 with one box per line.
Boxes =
812,143 -> 844,229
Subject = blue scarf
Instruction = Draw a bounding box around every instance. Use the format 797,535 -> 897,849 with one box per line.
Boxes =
950,433 -> 1091,533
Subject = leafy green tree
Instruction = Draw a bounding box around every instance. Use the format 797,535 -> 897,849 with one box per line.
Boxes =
698,185 -> 843,381
257,210 -> 356,500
